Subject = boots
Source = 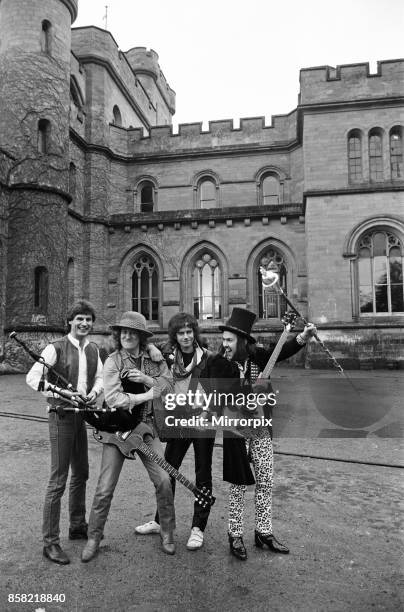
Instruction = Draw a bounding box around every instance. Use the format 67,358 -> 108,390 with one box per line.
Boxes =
228,533 -> 247,561
254,530 -> 289,554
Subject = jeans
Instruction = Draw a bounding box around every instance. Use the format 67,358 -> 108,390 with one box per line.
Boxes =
88,425 -> 175,542
155,436 -> 215,531
43,411 -> 89,546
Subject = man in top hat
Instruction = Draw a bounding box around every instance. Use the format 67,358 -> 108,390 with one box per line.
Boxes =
81,311 -> 176,561
211,307 -> 316,560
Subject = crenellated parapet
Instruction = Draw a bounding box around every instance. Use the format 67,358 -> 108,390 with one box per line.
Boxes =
125,47 -> 176,114
300,59 -> 404,105
107,112 -> 299,157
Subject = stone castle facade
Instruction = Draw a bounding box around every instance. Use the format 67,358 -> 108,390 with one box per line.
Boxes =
0,0 -> 403,370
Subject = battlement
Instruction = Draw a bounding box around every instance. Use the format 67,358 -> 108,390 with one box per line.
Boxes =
108,111 -> 299,157
125,47 -> 176,113
300,59 -> 404,105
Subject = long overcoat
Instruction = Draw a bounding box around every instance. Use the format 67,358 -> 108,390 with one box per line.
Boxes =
209,337 -> 303,485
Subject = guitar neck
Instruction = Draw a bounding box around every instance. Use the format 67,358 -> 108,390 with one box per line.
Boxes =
138,441 -> 198,495
261,326 -> 291,379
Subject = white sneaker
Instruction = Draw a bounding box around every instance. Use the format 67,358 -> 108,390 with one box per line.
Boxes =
135,520 -> 160,535
186,527 -> 204,550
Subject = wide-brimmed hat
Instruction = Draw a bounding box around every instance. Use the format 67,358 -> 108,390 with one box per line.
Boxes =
219,308 -> 257,343
111,311 -> 153,338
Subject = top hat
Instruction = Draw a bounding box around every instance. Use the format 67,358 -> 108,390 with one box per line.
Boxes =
219,308 -> 257,343
111,311 -> 153,338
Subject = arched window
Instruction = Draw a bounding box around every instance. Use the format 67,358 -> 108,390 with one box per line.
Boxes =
258,249 -> 288,319
132,254 -> 159,321
199,179 -> 217,209
69,162 -> 76,197
348,130 -> 363,183
67,258 -> 75,306
41,20 -> 51,54
262,175 -> 280,205
390,127 -> 403,179
369,129 -> 384,181
140,182 -> 154,212
358,230 -> 403,315
192,253 -> 222,320
112,105 -> 122,127
38,119 -> 50,154
34,266 -> 48,313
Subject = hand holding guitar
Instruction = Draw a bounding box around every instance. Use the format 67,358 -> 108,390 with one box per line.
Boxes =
297,322 -> 318,344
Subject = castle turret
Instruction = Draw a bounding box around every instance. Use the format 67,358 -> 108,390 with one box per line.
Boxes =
0,0 -> 77,358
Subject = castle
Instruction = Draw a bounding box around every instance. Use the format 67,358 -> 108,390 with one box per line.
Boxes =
0,0 -> 403,370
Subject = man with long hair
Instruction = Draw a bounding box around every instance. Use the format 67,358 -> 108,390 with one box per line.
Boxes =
26,300 -> 103,565
135,312 -> 215,551
81,311 -> 176,561
213,307 -> 316,560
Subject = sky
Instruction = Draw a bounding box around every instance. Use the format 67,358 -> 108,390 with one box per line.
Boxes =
74,0 -> 404,130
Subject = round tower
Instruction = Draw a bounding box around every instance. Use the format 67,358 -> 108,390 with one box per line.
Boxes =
0,0 -> 77,354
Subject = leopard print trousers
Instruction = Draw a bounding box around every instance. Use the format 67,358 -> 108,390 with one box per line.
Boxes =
228,429 -> 274,537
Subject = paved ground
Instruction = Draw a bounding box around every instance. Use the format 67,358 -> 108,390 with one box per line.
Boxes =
0,370 -> 403,612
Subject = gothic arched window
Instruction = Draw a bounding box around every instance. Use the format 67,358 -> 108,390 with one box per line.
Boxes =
369,129 -> 384,182
348,130 -> 363,183
390,127 -> 403,179
193,253 -> 222,320
258,249 -> 288,319
132,254 -> 159,321
358,230 -> 403,315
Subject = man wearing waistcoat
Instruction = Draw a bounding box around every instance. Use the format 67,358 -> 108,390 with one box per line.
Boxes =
26,300 -> 103,565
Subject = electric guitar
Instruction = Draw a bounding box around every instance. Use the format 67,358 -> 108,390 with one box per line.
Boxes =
257,311 -> 298,381
93,423 -> 215,509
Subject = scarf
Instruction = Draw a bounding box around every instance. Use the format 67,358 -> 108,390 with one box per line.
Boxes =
171,344 -> 205,380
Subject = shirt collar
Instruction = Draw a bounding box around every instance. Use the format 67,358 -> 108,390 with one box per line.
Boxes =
68,333 -> 89,350
121,348 -> 144,360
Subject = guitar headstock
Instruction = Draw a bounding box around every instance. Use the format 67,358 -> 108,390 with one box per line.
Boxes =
194,486 -> 216,508
281,311 -> 298,330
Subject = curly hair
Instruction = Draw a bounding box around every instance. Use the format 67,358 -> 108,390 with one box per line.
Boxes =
167,312 -> 202,348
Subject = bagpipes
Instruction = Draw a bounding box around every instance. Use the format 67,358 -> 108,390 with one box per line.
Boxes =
9,331 -> 113,416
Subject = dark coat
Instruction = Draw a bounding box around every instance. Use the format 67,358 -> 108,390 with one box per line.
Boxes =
210,336 -> 303,485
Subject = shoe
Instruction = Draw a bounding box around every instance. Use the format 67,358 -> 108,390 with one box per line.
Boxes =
187,527 -> 204,550
69,525 -> 88,540
135,520 -> 160,535
254,531 -> 289,554
81,538 -> 100,563
228,534 -> 247,561
43,544 -> 70,565
160,532 -> 176,555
